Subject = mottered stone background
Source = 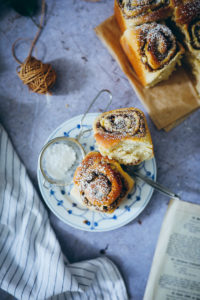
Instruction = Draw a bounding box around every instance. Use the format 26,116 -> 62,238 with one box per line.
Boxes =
0,1 -> 200,299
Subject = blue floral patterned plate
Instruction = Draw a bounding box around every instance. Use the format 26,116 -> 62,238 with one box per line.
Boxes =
37,113 -> 157,232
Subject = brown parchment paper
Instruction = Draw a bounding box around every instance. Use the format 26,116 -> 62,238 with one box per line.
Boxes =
94,16 -> 200,131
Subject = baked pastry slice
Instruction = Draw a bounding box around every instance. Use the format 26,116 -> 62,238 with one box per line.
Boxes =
173,0 -> 200,93
184,52 -> 200,95
114,0 -> 173,32
93,108 -> 154,165
72,152 -> 134,213
174,0 -> 200,60
120,22 -> 185,87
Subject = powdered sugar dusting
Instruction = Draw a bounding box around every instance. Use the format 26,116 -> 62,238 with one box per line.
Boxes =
95,109 -> 146,140
175,1 -> 200,25
84,174 -> 111,202
73,153 -> 127,211
138,22 -> 177,70
123,0 -> 170,18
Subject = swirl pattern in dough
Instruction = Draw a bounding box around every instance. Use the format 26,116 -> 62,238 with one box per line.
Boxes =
188,19 -> 200,50
95,108 -> 145,138
93,108 -> 154,165
115,0 -> 173,29
138,23 -> 178,70
174,0 -> 200,60
73,152 -> 134,213
123,0 -> 170,18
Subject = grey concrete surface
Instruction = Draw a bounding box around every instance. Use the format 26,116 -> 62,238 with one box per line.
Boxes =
0,1 -> 200,299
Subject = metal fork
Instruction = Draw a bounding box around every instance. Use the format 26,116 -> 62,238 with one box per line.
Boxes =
123,166 -> 181,200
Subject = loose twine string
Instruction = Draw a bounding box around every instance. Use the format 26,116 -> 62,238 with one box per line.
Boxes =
12,0 -> 56,95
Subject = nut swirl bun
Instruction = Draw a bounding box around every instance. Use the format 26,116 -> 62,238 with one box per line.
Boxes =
173,0 -> 200,94
120,23 -> 185,87
72,152 -> 134,213
174,0 -> 200,59
114,0 -> 173,31
93,108 -> 154,165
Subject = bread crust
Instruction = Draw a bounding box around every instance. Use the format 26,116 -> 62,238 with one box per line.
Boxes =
120,29 -> 148,86
114,0 -> 127,32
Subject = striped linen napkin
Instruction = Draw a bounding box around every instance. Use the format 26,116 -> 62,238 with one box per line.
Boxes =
0,124 -> 128,300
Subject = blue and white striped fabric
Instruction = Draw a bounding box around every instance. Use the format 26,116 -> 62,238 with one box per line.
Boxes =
0,124 -> 128,300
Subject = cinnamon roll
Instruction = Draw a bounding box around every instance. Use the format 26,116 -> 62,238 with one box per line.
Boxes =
120,23 -> 185,87
173,1 -> 200,93
114,0 -> 173,31
174,0 -> 200,59
184,52 -> 200,95
72,152 -> 134,213
93,108 -> 154,165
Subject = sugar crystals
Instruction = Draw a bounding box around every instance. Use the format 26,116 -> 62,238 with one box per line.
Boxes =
44,143 -> 76,181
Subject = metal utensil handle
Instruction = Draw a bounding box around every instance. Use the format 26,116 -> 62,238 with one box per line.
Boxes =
77,89 -> 112,141
134,172 -> 181,200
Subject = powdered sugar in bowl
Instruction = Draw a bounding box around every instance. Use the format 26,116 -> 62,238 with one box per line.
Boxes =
39,136 -> 85,186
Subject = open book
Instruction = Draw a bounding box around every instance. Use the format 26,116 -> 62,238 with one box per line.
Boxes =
144,199 -> 200,300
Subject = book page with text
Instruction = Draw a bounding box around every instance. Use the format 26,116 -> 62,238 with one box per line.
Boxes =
144,199 -> 200,300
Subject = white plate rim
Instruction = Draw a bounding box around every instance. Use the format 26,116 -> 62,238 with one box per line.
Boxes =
37,113 -> 157,232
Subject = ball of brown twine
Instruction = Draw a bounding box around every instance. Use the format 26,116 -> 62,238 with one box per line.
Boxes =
17,56 -> 56,95
12,0 -> 56,95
